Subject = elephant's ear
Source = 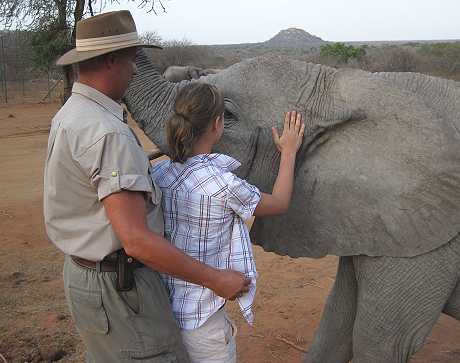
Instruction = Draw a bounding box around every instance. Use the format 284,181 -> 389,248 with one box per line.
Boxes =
251,71 -> 460,258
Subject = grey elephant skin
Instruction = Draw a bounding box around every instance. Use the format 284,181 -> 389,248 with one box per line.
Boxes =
162,65 -> 217,82
124,50 -> 460,363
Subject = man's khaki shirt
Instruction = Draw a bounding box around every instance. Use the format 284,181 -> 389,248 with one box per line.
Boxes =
44,82 -> 164,260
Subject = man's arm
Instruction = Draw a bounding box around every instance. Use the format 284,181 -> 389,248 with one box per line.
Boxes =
103,191 -> 250,299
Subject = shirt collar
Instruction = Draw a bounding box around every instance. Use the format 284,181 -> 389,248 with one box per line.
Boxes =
72,82 -> 124,122
185,153 -> 241,172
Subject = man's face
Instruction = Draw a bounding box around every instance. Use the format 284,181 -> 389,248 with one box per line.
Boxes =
111,48 -> 138,100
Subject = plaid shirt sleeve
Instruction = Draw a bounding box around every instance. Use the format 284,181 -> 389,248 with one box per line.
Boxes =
227,174 -> 261,221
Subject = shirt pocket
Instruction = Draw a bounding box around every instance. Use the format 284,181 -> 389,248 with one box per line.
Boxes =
68,286 -> 109,335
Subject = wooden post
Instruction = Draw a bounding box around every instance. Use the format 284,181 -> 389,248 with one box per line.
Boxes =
21,63 -> 25,98
47,68 -> 51,102
0,35 -> 7,103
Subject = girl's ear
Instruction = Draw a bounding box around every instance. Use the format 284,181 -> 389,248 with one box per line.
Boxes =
212,115 -> 222,131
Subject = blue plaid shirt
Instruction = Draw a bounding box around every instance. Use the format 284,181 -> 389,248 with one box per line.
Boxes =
150,153 -> 260,330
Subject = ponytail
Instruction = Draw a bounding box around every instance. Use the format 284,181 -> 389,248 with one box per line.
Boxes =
167,113 -> 195,163
166,83 -> 224,163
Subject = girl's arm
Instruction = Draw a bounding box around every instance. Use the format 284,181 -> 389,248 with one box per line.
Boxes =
254,111 -> 305,216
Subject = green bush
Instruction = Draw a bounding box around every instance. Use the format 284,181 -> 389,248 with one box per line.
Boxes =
320,42 -> 366,63
418,42 -> 460,58
31,23 -> 69,72
417,43 -> 460,75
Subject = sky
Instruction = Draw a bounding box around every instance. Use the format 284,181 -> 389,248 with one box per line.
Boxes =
108,0 -> 460,45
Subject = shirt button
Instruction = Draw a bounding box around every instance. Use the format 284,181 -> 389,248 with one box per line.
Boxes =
111,171 -> 118,177
127,257 -> 133,263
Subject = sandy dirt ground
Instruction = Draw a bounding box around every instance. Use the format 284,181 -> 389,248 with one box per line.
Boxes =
0,102 -> 459,363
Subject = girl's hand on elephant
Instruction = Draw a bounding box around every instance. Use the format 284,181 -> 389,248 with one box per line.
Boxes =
272,111 -> 305,156
255,111 -> 304,217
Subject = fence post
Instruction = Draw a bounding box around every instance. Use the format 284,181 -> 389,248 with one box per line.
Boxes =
0,35 -> 7,103
21,63 -> 25,97
47,69 -> 51,103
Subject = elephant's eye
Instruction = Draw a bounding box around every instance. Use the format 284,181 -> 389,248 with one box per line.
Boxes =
223,109 -> 235,128
223,98 -> 239,129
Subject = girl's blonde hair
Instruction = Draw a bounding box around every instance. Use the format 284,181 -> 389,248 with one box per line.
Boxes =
167,83 -> 224,163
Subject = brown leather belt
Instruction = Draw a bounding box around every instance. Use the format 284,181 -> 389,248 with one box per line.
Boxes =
71,252 -> 143,272
71,255 -> 117,272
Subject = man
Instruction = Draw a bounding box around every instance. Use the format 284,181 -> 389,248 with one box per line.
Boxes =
44,10 -> 250,362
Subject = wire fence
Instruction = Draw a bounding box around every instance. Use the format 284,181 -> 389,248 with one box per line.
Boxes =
0,31 -> 64,104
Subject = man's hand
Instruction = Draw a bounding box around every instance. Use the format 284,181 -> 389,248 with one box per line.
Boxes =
210,270 -> 251,300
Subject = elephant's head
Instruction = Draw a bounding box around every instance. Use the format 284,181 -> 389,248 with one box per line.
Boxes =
163,65 -> 203,82
199,68 -> 219,77
128,51 -> 357,189
125,49 -> 460,259
186,66 -> 201,80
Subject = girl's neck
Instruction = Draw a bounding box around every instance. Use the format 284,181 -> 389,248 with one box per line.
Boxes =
190,136 -> 215,157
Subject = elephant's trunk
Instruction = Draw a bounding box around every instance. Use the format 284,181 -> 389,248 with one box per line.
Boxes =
124,49 -> 178,151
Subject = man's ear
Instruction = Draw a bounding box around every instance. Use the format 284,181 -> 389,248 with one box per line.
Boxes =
104,53 -> 117,69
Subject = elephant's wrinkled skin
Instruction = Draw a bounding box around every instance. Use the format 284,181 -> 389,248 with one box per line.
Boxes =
124,50 -> 460,363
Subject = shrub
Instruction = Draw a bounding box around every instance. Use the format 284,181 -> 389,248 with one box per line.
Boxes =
157,39 -> 212,71
362,46 -> 419,72
320,42 -> 366,64
141,33 -> 215,72
30,22 -> 70,72
417,43 -> 460,76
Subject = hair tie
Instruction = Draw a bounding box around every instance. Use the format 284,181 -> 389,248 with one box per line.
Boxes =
176,111 -> 191,124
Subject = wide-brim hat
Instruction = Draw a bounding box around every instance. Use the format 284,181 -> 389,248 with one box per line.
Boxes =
56,10 -> 161,66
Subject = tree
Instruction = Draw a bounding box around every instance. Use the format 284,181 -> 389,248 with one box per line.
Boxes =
320,42 -> 366,64
139,32 -> 215,73
0,0 -> 167,101
30,22 -> 69,73
139,30 -> 163,46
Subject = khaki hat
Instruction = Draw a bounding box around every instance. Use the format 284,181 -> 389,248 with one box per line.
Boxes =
56,10 -> 161,66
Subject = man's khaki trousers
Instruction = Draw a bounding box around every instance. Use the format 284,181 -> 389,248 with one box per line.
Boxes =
63,255 -> 190,362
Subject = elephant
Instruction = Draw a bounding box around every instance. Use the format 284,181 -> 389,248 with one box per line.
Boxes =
124,50 -> 460,363
162,65 -> 217,82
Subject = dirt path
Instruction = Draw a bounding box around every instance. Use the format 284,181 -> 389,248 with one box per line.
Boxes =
0,103 -> 459,362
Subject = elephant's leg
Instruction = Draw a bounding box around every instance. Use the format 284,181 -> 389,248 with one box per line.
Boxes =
443,234 -> 460,321
352,235 -> 460,363
305,256 -> 356,363
443,281 -> 460,320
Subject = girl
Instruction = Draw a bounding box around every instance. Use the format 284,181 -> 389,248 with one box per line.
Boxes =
150,83 -> 304,363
